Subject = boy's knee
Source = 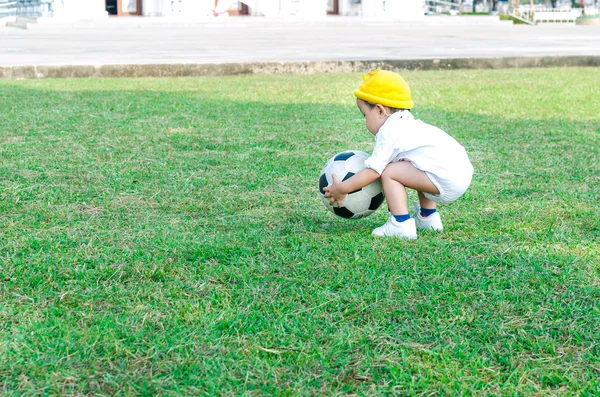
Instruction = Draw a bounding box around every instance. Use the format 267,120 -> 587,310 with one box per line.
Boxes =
380,166 -> 392,179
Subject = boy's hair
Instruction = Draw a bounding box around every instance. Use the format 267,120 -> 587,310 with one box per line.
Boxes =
362,100 -> 410,114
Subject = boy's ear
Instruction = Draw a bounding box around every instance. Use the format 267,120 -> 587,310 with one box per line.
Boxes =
375,104 -> 387,117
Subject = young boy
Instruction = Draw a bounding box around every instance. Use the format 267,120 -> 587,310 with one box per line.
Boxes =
323,69 -> 473,240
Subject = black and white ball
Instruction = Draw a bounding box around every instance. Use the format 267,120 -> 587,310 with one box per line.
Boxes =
318,151 -> 385,219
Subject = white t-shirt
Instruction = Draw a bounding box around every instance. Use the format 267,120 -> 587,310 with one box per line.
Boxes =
364,110 -> 473,201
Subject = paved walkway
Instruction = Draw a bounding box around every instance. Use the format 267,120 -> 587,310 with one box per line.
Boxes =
1,16 -> 600,68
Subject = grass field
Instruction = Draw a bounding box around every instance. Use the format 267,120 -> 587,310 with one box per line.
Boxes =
1,68 -> 599,395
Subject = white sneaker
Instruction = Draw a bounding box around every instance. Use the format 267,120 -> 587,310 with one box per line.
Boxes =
372,216 -> 417,240
413,211 -> 444,231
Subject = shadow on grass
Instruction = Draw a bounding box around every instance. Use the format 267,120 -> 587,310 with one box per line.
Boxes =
0,84 -> 599,394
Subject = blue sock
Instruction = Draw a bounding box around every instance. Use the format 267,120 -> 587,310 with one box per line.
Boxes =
393,214 -> 411,223
420,207 -> 437,217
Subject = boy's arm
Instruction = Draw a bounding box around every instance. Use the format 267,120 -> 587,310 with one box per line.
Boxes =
323,168 -> 380,207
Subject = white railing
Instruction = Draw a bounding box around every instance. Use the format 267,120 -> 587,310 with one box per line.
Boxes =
510,6 -> 582,24
2,0 -> 57,19
0,0 -> 18,18
425,0 -> 460,15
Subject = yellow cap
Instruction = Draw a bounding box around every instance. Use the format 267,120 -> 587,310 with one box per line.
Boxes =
354,69 -> 414,109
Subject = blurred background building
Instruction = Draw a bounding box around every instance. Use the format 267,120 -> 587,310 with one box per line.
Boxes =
2,0 -> 596,22
0,0 -> 426,20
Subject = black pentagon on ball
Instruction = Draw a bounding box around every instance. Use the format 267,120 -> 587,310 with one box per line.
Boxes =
334,151 -> 355,161
333,206 -> 355,219
342,172 -> 362,194
318,173 -> 328,194
369,192 -> 385,210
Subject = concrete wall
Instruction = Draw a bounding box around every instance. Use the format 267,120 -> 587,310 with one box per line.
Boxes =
143,0 -> 214,16
354,0 -> 424,19
339,0 -> 362,16
248,0 -> 327,17
247,0 -> 281,16
383,0 -> 424,20
51,0 -> 107,19
142,0 -> 168,16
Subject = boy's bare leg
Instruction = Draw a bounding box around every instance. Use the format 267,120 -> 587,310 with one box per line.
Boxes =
418,191 -> 437,210
380,161 -> 439,215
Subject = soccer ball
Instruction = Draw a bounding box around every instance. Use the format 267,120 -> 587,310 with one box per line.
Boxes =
318,150 -> 385,219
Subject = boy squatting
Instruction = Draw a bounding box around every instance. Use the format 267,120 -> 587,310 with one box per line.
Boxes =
323,69 -> 473,240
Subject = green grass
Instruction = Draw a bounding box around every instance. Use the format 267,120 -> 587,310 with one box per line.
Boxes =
499,14 -> 528,24
0,68 -> 599,395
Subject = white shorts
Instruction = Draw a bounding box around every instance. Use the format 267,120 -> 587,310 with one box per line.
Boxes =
423,169 -> 473,204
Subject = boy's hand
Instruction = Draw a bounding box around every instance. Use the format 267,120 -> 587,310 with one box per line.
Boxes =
323,174 -> 347,208
323,168 -> 379,208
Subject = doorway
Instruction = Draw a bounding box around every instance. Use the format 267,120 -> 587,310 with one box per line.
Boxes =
106,0 -> 142,15
327,0 -> 339,14
106,0 -> 117,15
214,0 -> 249,16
